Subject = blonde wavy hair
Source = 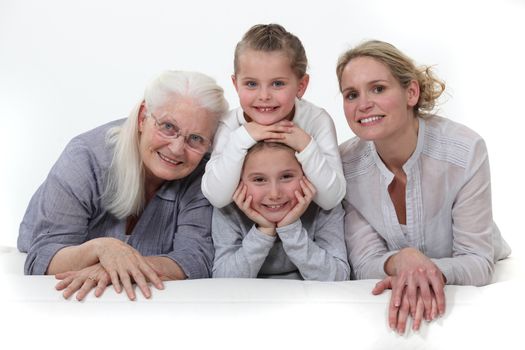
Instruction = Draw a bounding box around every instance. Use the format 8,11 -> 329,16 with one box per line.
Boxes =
336,40 -> 445,115
102,71 -> 228,219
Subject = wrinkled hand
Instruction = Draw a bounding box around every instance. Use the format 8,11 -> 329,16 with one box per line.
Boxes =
93,237 -> 164,300
55,263 -> 110,301
373,276 -> 439,334
264,124 -> 311,152
277,177 -> 315,227
244,120 -> 294,142
383,248 -> 446,322
233,182 -> 276,236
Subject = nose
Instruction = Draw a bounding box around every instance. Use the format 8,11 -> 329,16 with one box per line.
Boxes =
167,135 -> 185,156
358,93 -> 373,112
268,182 -> 281,199
258,86 -> 271,101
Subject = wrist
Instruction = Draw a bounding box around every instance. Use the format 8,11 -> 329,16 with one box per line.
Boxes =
256,225 -> 276,237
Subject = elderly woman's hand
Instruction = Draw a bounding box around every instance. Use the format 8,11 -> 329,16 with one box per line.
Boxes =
55,263 -> 110,301
379,248 -> 446,325
92,238 -> 164,300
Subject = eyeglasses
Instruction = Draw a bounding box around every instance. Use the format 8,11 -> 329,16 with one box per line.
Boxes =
147,112 -> 211,154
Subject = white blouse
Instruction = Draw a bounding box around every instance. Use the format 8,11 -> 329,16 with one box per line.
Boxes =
340,115 -> 511,286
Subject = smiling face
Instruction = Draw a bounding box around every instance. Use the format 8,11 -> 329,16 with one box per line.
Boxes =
340,56 -> 419,144
138,98 -> 216,187
232,49 -> 309,125
242,144 -> 303,223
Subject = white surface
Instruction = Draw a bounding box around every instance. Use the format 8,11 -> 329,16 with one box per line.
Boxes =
1,247 -> 524,350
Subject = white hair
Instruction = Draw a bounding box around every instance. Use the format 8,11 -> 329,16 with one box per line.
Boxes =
102,70 -> 229,219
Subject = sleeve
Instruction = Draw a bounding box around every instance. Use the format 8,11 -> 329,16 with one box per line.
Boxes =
211,206 -> 276,278
431,139 -> 496,286
343,199 -> 397,280
277,204 -> 350,281
201,122 -> 257,208
296,110 -> 346,210
162,172 -> 215,279
19,139 -> 98,275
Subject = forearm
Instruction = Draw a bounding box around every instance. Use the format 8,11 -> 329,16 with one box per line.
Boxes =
278,220 -> 349,281
145,256 -> 187,280
213,226 -> 275,278
297,140 -> 345,210
46,239 -> 100,274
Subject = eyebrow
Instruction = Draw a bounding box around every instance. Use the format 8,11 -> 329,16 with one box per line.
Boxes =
342,79 -> 389,93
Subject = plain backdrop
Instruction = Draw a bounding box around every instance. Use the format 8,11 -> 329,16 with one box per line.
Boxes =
1,0 -> 524,263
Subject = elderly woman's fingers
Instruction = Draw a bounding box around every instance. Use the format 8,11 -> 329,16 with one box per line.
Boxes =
131,269 -> 152,299
55,276 -> 74,291
61,277 -> 85,299
118,270 -> 136,301
94,277 -> 109,298
75,278 -> 97,301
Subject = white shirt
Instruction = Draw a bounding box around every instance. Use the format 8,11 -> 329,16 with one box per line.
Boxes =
202,99 -> 346,210
340,115 -> 511,286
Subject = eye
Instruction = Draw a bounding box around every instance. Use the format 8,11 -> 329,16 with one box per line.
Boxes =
160,122 -> 178,136
246,81 -> 257,88
280,173 -> 296,181
187,134 -> 206,146
272,80 -> 285,88
373,85 -> 385,94
345,91 -> 358,101
251,176 -> 267,184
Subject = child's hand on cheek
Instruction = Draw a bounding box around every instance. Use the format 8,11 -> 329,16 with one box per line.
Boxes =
233,182 -> 276,236
277,177 -> 316,227
244,120 -> 294,142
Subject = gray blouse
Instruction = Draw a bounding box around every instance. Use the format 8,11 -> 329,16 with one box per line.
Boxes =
340,115 -> 511,286
18,119 -> 214,278
212,203 -> 350,280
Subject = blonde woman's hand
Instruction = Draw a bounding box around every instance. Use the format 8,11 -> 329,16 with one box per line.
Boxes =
233,182 -> 276,236
381,247 -> 446,323
277,177 -> 315,227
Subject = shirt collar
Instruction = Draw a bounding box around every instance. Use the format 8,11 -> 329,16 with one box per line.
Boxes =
369,117 -> 426,181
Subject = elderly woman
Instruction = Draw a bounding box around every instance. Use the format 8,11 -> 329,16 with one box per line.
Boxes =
336,41 -> 511,333
17,71 -> 228,301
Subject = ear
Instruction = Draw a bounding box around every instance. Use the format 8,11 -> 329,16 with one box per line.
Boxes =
138,102 -> 147,132
406,80 -> 420,108
296,74 -> 310,99
231,74 -> 239,93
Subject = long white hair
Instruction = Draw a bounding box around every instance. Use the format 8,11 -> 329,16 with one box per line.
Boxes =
102,71 -> 229,219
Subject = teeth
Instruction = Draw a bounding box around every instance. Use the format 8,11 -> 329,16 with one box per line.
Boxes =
158,152 -> 181,165
257,107 -> 275,112
265,204 -> 284,209
359,116 -> 383,124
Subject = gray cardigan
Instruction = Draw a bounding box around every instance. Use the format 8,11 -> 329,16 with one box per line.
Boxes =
18,119 -> 214,278
212,203 -> 350,280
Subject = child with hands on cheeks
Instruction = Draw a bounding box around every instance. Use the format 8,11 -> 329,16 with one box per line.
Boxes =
212,142 -> 349,280
202,23 -> 345,211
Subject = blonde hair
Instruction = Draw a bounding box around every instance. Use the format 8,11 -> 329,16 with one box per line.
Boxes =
102,71 -> 228,219
234,23 -> 308,79
336,40 -> 445,114
242,141 -> 301,175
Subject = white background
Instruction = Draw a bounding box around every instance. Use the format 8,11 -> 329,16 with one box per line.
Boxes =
1,0 -> 524,261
